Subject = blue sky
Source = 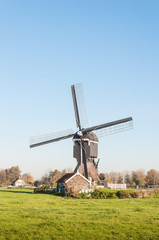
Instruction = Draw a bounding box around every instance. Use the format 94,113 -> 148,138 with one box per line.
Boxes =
0,1 -> 159,179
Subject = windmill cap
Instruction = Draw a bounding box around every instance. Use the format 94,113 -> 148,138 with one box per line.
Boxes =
74,131 -> 98,142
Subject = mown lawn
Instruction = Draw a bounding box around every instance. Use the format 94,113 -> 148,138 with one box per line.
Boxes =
0,188 -> 159,240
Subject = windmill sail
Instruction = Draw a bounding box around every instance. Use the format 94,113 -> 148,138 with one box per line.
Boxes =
82,117 -> 133,135
71,83 -> 89,178
71,83 -> 88,129
30,129 -> 74,148
94,118 -> 133,138
30,83 -> 133,182
71,85 -> 81,129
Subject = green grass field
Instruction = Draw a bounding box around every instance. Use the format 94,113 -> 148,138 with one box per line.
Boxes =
0,188 -> 159,240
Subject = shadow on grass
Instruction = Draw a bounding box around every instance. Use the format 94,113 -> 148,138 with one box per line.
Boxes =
0,189 -> 33,194
34,191 -> 64,197
0,189 -> 64,197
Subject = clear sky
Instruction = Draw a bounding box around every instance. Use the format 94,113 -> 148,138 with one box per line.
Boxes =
0,0 -> 159,179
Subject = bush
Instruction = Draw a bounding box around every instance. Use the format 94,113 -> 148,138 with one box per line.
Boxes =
34,186 -> 54,193
41,185 -> 51,191
116,190 -> 132,199
78,193 -> 88,199
107,192 -> 118,199
34,188 -> 42,193
92,189 -> 159,199
90,189 -> 118,199
35,186 -> 159,199
91,189 -> 108,199
152,189 -> 159,198
153,193 -> 159,198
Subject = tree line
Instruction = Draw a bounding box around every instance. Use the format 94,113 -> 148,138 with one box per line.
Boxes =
0,166 -> 21,185
35,168 -> 73,187
0,166 -> 159,187
0,166 -> 34,186
99,169 -> 159,187
0,166 -> 72,187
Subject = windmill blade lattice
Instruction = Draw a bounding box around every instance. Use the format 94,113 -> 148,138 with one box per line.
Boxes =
30,129 -> 74,148
94,119 -> 133,138
73,83 -> 88,129
30,83 -> 133,182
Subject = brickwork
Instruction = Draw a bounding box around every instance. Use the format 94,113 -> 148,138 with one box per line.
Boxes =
77,162 -> 100,182
66,174 -> 90,193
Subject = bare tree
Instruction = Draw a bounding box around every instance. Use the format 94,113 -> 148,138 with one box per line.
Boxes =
41,173 -> 51,185
117,175 -> 123,184
49,170 -> 62,187
62,168 -> 73,176
145,169 -> 159,185
132,170 -> 146,186
124,173 -> 132,186
0,166 -> 21,185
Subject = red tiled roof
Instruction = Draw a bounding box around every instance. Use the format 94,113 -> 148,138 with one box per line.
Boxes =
57,173 -> 76,183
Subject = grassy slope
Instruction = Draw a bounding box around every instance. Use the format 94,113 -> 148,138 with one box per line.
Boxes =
0,189 -> 159,240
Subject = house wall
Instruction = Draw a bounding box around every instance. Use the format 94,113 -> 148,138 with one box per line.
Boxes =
14,179 -> 25,187
66,175 -> 90,193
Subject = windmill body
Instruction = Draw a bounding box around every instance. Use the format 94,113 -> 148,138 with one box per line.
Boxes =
73,131 -> 100,181
30,83 -> 133,183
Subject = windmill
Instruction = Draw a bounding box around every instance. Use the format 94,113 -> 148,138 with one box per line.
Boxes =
30,83 -> 133,182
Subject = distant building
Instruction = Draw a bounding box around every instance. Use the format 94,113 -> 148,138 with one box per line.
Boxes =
107,183 -> 126,189
102,180 -> 126,189
57,172 -> 91,194
11,177 -> 25,187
